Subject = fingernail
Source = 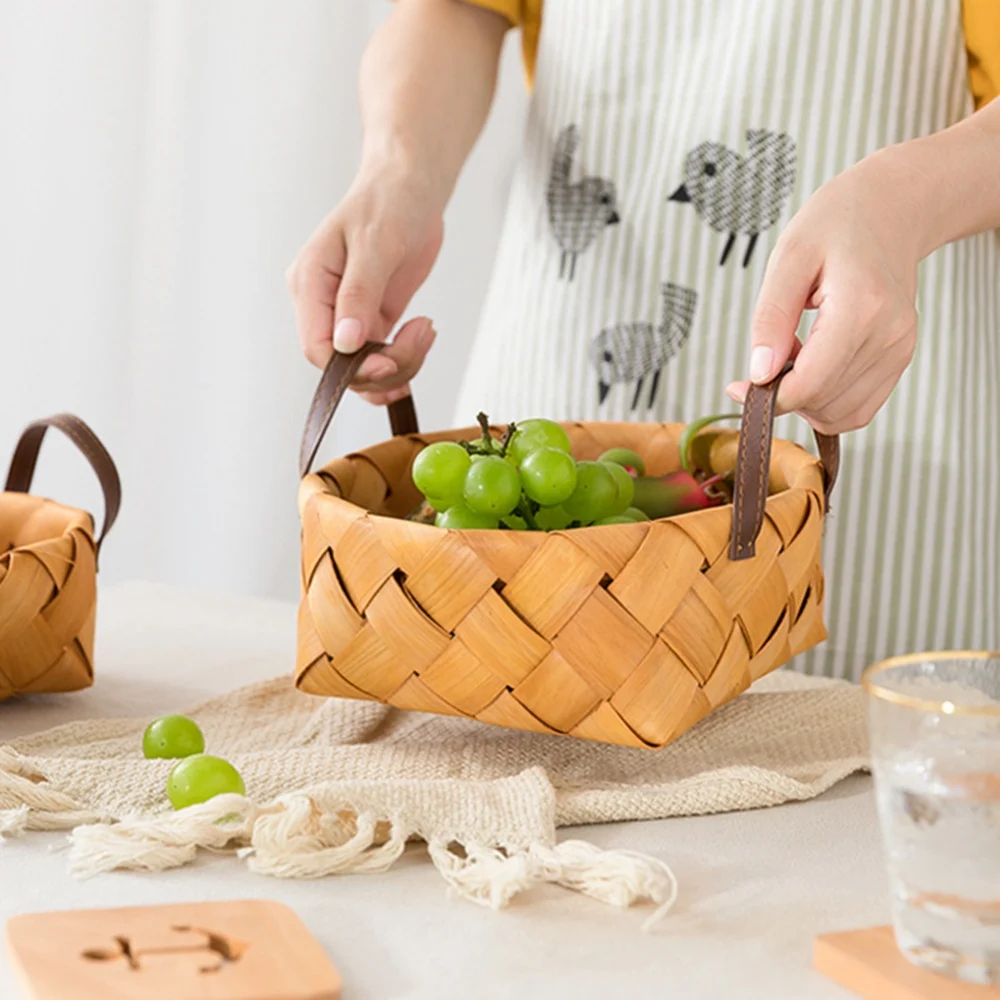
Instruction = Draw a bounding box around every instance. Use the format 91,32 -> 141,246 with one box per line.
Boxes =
386,386 -> 410,403
363,357 -> 397,381
749,346 -> 774,384
418,322 -> 437,351
334,317 -> 364,353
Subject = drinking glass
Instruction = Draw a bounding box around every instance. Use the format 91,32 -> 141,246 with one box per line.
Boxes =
863,652 -> 1000,985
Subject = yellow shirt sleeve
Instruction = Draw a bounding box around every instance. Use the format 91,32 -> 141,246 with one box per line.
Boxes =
963,0 -> 1000,109
459,0 -> 543,86
463,0 -> 997,107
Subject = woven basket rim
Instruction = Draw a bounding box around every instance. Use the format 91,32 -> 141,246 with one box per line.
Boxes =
301,422 -> 827,524
1,491 -> 96,554
303,482 -> 817,525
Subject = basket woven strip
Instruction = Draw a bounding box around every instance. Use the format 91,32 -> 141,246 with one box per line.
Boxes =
298,422 -> 827,750
0,494 -> 97,699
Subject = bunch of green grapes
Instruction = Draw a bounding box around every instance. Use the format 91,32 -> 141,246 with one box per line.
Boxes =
411,416 -> 650,531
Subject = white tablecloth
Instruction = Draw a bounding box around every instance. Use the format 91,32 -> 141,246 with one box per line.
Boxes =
0,583 -> 882,999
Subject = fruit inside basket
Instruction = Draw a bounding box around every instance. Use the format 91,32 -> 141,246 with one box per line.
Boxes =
404,411 -> 742,532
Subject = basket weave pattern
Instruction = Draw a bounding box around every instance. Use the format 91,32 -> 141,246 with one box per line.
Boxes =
0,495 -> 98,700
297,421 -> 828,749
0,414 -> 120,702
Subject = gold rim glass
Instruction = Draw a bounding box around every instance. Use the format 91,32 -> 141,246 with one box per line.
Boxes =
862,650 -> 1000,717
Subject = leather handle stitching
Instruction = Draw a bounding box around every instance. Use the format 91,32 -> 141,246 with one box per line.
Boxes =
753,386 -> 772,549
309,347 -> 374,441
729,363 -> 839,561
733,400 -> 752,557
300,345 -> 420,477
300,347 -> 375,477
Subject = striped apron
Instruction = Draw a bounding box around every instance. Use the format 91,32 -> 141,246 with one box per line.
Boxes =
455,0 -> 1000,680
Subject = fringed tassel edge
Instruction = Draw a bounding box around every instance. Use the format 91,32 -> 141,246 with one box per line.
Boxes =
427,839 -> 677,931
0,747 -> 101,833
0,749 -> 676,930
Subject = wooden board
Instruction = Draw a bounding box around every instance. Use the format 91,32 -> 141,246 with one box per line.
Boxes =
815,926 -> 1000,1000
5,899 -> 342,1000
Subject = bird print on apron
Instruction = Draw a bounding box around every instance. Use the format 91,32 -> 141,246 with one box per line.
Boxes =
668,130 -> 796,267
590,282 -> 697,410
456,0 -> 1000,681
547,126 -> 621,279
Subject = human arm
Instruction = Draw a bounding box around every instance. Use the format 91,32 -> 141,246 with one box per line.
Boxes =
286,0 -> 508,402
731,97 -> 1000,433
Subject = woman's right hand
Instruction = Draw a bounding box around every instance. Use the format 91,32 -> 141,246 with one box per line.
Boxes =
286,161 -> 443,405
287,0 -> 508,404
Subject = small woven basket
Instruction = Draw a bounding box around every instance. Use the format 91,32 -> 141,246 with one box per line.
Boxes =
296,349 -> 839,749
0,415 -> 121,701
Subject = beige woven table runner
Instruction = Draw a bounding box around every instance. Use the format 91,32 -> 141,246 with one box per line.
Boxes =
0,669 -> 867,927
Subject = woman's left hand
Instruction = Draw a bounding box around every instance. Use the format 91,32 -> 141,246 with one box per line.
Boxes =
727,150 -> 930,434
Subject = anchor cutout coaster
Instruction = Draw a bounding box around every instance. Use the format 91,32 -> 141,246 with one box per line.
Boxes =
5,899 -> 341,1000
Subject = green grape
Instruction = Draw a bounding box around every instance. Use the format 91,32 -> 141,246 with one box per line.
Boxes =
601,461 -> 635,515
473,451 -> 518,469
435,505 -> 499,529
501,514 -> 528,531
592,514 -> 636,526
507,419 -> 572,466
463,455 -> 521,517
412,442 -> 471,505
142,715 -> 205,760
534,505 -> 572,531
425,495 -> 453,514
623,506 -> 650,522
167,754 -> 245,810
598,447 -> 646,477
519,447 -> 577,506
562,461 -> 618,524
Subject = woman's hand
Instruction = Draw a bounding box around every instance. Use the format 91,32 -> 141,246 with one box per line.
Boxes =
731,97 -> 1000,431
287,163 -> 443,405
287,0 -> 507,405
728,150 -> 930,434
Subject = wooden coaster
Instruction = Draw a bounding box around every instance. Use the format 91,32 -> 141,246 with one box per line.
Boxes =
5,899 -> 342,1000
815,926 -> 1000,999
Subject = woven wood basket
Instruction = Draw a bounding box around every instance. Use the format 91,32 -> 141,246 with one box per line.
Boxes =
0,415 -> 121,701
296,349 -> 840,749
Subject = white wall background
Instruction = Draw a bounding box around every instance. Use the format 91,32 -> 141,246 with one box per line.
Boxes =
0,0 -> 528,600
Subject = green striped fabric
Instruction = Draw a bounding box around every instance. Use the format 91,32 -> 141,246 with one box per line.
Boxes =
455,0 -> 1000,680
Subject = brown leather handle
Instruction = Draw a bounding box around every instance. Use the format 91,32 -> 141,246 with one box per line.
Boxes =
300,345 -> 420,477
5,414 -> 122,561
300,350 -> 839,560
729,365 -> 840,561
